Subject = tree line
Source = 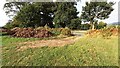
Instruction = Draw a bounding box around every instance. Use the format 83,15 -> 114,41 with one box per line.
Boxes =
3,1 -> 114,30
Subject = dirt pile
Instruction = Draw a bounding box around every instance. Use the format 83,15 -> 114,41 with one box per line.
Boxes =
86,27 -> 119,37
0,28 -> 8,32
34,29 -> 52,38
8,27 -> 52,38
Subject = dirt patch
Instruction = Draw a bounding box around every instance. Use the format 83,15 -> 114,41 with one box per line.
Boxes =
17,36 -> 81,51
86,28 -> 119,37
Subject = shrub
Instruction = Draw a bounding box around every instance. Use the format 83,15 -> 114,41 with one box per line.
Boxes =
69,18 -> 81,29
96,21 -> 107,29
4,22 -> 18,29
49,27 -> 71,36
80,24 -> 91,30
61,27 -> 71,36
49,28 -> 63,36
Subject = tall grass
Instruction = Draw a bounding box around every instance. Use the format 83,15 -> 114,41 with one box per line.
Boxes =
1,36 -> 118,66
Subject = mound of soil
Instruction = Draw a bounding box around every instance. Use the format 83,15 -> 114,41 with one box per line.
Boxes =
86,27 -> 119,37
8,27 -> 52,38
34,29 -> 52,38
0,28 -> 8,32
110,28 -> 118,36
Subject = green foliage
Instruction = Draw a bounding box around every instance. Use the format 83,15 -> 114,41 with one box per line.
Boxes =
4,21 -> 18,29
95,21 -> 107,29
13,2 -> 55,28
4,2 -> 80,29
61,27 -> 71,36
50,28 -> 71,36
81,2 -> 114,29
70,18 -> 81,29
50,28 -> 62,36
53,2 -> 79,28
4,2 -> 114,30
80,23 -> 91,30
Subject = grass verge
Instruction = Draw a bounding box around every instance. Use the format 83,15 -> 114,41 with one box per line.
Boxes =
1,36 -> 118,66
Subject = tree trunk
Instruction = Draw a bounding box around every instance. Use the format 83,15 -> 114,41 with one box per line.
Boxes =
92,24 -> 95,30
90,21 -> 95,30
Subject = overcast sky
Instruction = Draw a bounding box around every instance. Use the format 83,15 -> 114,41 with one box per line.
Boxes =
0,0 -> 119,27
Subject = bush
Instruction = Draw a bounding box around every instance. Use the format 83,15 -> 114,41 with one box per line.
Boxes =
69,18 -> 81,29
4,22 -> 18,29
49,27 -> 71,36
49,28 -> 62,36
61,27 -> 71,36
96,21 -> 107,29
80,24 -> 91,30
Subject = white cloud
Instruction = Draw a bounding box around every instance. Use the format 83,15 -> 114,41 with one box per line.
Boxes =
0,0 -> 9,27
104,2 -> 118,24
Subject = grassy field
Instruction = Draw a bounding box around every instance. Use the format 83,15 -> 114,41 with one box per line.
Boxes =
1,35 -> 118,66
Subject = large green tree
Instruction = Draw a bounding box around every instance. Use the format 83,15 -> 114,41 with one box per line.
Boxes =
53,2 -> 80,28
10,2 -> 55,28
4,2 -> 81,29
80,1 -> 114,30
